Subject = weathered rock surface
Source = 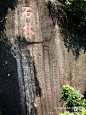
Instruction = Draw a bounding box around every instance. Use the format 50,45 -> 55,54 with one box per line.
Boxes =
0,0 -> 86,115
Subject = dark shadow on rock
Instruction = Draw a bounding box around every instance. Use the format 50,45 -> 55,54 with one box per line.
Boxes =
16,36 -> 41,97
48,1 -> 52,17
83,91 -> 86,99
0,1 -> 21,115
0,35 -> 21,115
15,36 -> 42,115
34,66 -> 41,98
47,1 -> 86,59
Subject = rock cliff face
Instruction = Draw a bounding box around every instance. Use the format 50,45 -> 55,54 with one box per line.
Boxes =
0,0 -> 86,115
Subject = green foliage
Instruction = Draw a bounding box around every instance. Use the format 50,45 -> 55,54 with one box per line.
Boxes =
58,109 -> 86,115
59,85 -> 86,114
82,109 -> 86,114
57,0 -> 86,30
59,85 -> 86,109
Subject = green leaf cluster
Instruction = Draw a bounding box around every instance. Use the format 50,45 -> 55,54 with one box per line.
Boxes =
59,85 -> 86,110
58,109 -> 86,115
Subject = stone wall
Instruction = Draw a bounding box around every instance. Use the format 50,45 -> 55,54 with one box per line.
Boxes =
33,0 -> 86,114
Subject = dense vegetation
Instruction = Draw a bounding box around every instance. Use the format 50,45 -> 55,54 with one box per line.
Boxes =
48,0 -> 86,31
59,85 -> 86,114
59,0 -> 86,29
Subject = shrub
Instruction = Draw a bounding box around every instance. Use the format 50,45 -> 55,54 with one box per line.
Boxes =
59,85 -> 86,112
